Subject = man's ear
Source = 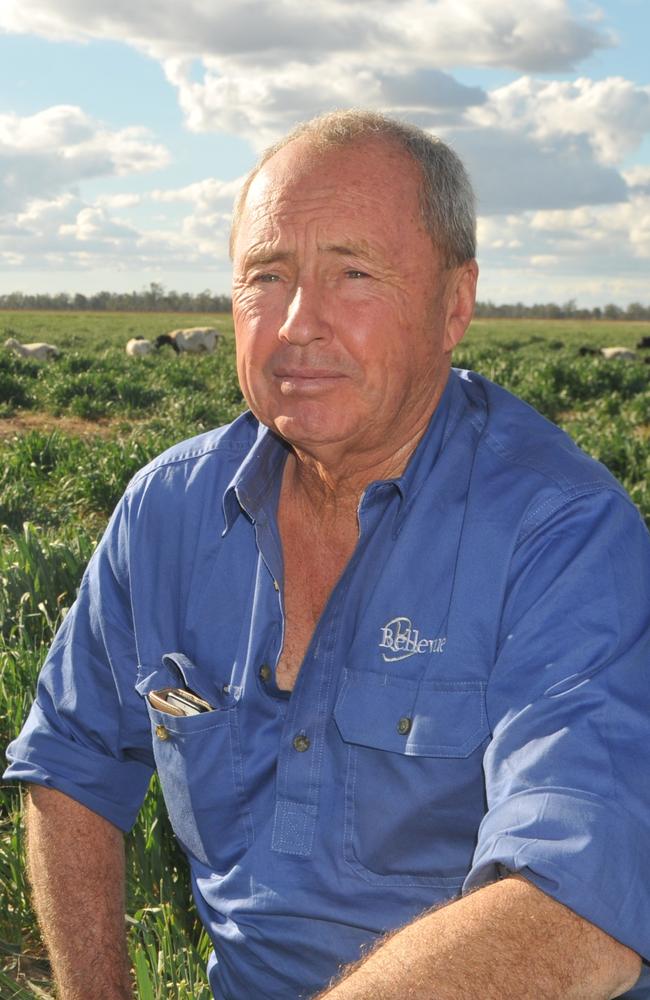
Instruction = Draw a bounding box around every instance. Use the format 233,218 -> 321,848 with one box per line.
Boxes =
443,259 -> 479,354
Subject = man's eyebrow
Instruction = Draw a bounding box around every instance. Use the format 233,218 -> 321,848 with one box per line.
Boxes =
321,242 -> 373,258
243,248 -> 294,268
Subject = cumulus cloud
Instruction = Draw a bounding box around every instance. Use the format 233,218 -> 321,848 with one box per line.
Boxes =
0,181 -> 236,277
478,194 -> 650,278
151,176 -> 242,210
0,106 -> 169,214
467,76 -> 650,165
162,55 -> 487,145
1,0 -> 614,150
0,0 -> 612,69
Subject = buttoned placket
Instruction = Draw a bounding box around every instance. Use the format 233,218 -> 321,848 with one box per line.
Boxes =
267,482 -> 401,857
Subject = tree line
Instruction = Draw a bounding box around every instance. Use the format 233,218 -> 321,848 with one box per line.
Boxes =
0,286 -> 649,321
0,284 -> 231,314
473,299 -> 650,321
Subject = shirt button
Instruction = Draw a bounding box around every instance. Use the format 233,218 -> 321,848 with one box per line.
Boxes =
259,664 -> 272,683
292,734 -> 311,752
397,716 -> 412,736
155,724 -> 170,741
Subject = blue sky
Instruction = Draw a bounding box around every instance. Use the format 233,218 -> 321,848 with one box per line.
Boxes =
0,0 -> 648,306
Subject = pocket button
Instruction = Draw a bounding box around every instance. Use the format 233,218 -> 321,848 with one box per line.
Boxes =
292,734 -> 311,752
155,724 -> 170,741
397,716 -> 412,736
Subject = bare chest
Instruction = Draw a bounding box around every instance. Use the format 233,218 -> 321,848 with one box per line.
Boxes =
275,509 -> 357,692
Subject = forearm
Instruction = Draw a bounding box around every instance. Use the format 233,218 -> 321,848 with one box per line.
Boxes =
316,875 -> 640,1000
26,784 -> 132,1000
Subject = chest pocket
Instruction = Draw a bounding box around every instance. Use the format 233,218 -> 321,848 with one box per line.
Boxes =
137,657 -> 253,872
334,669 -> 490,887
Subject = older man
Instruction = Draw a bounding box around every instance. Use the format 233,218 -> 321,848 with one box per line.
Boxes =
6,111 -> 650,999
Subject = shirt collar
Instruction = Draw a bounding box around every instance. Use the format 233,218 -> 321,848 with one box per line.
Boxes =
222,371 -> 463,535
222,424 -> 290,534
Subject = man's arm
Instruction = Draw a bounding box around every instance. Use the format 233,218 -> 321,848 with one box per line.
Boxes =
316,875 -> 641,1000
25,784 -> 133,1000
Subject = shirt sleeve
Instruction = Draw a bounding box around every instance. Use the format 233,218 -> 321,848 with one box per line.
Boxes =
3,491 -> 154,831
465,488 -> 650,960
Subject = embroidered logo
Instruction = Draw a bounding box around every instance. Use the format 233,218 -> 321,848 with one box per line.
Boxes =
379,616 -> 447,662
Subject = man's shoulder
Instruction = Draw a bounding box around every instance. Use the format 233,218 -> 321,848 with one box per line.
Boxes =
455,368 -> 622,493
451,369 -> 636,541
127,410 -> 260,493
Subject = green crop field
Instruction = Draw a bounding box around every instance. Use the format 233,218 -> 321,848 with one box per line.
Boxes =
1,311 -> 649,998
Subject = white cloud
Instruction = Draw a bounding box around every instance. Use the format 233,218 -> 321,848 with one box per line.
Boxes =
96,193 -> 142,209
1,0 -> 614,152
623,166 -> 650,195
478,194 -> 650,278
0,0 -> 611,70
0,183 -> 235,276
467,76 -> 650,165
150,176 -> 242,209
0,106 -> 169,213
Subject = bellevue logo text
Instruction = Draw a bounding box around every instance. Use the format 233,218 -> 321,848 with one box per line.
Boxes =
379,617 -> 447,662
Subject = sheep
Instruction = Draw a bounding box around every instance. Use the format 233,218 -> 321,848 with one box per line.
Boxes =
578,345 -> 637,361
155,326 -> 221,355
125,336 -> 154,357
599,346 -> 637,361
636,336 -> 650,350
4,337 -> 60,361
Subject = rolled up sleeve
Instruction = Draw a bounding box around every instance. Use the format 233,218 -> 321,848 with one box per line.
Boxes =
4,493 -> 154,831
465,489 -> 650,960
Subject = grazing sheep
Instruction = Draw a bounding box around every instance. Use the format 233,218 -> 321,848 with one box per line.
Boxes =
4,337 -> 60,361
578,345 -> 637,361
155,326 -> 221,354
126,337 -> 154,357
636,336 -> 650,350
600,346 -> 637,361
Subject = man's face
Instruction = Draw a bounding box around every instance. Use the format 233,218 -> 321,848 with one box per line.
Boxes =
231,136 -> 475,466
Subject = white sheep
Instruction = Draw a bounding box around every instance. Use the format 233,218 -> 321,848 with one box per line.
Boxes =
4,337 -> 60,361
600,346 -> 637,361
125,337 -> 154,357
155,326 -> 221,355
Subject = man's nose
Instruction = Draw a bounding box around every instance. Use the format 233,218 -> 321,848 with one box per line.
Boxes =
278,284 -> 331,345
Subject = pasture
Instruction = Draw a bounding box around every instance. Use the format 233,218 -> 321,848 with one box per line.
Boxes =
1,310 -> 649,998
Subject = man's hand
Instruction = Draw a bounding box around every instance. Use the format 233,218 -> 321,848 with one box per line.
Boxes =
26,785 -> 133,1000
315,875 -> 640,1000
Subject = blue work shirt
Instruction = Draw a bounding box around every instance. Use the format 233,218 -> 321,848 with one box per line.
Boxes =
6,369 -> 650,999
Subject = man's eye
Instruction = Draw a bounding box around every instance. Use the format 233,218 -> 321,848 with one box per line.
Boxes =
345,270 -> 369,279
253,273 -> 280,283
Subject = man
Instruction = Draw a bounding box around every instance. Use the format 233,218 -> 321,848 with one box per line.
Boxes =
5,111 -> 650,999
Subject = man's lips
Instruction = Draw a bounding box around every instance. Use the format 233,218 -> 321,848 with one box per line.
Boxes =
273,368 -> 348,393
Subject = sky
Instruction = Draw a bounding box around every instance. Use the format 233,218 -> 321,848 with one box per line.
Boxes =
0,0 -> 649,307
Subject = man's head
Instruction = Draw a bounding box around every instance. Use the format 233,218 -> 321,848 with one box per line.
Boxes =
230,110 -> 478,474
230,109 -> 476,269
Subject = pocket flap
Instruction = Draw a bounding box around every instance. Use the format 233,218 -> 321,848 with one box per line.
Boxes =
334,670 -> 489,758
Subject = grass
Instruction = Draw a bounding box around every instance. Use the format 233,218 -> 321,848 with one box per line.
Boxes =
1,312 -> 649,997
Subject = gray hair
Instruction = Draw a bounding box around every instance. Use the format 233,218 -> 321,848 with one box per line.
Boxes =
230,109 -> 476,267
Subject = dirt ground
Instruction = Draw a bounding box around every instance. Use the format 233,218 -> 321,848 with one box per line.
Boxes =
0,412 -> 125,439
